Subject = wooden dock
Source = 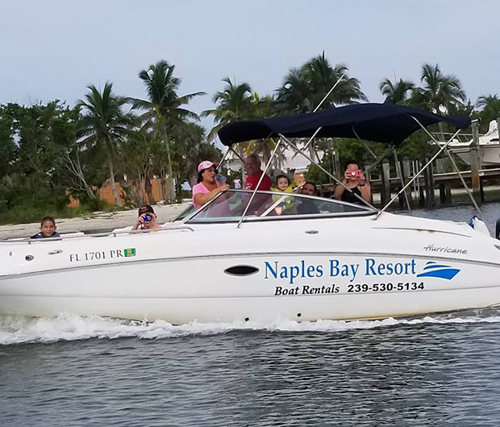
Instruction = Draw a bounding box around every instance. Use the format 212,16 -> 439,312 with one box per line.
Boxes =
318,160 -> 500,209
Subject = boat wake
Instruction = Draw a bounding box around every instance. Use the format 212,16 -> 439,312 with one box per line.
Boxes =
1,310 -> 500,346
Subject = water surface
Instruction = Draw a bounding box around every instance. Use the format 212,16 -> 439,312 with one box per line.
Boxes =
2,204 -> 500,426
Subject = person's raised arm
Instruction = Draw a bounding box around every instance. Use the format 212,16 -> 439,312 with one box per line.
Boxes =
193,184 -> 230,207
359,180 -> 371,202
334,179 -> 348,199
133,214 -> 145,231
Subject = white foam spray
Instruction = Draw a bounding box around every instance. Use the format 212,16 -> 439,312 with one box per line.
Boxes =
1,312 -> 499,346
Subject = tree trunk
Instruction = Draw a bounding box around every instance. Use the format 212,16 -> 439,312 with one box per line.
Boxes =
59,147 -> 96,201
145,175 -> 156,205
166,139 -> 175,203
108,156 -> 122,206
161,122 -> 175,204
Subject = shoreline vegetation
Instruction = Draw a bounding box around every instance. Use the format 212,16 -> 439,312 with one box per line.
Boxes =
1,53 -> 499,227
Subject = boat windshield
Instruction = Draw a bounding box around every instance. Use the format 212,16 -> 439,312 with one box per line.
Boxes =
185,190 -> 374,223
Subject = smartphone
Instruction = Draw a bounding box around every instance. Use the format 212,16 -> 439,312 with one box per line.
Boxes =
347,170 -> 363,178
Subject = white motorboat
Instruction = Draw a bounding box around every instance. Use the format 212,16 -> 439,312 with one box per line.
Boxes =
2,104 -> 500,324
447,120 -> 500,166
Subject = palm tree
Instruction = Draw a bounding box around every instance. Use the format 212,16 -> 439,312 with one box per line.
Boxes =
476,94 -> 500,109
303,53 -> 367,109
275,68 -> 313,113
130,60 -> 205,202
411,63 -> 466,113
202,80 -> 281,178
201,77 -> 255,141
476,94 -> 500,133
276,53 -> 367,113
379,78 -> 415,104
77,82 -> 136,206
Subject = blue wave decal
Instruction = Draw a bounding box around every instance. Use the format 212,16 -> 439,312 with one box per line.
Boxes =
423,264 -> 451,270
417,269 -> 460,280
417,261 -> 460,280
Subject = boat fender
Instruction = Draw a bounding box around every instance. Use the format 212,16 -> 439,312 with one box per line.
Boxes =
468,215 -> 490,236
496,218 -> 500,240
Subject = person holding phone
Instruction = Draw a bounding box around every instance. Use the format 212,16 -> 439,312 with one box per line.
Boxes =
334,161 -> 371,204
192,160 -> 230,209
133,205 -> 161,231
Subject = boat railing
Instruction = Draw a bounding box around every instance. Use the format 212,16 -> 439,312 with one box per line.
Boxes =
0,225 -> 195,244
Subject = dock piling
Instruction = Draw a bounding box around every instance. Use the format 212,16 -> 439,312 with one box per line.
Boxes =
471,120 -> 482,206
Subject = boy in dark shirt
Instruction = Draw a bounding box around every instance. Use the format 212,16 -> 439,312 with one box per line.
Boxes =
31,217 -> 60,239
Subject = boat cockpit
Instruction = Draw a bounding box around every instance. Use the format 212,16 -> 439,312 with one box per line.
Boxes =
182,189 -> 375,224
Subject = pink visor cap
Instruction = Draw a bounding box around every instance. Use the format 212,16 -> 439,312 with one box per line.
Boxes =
197,160 -> 219,172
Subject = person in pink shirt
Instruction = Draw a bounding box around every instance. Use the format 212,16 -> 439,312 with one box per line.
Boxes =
244,153 -> 272,191
192,160 -> 230,209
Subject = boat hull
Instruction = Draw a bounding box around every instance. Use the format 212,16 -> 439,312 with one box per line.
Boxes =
2,251 -> 500,323
454,143 -> 500,167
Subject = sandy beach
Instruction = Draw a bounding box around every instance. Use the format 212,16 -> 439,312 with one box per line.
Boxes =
0,203 -> 190,240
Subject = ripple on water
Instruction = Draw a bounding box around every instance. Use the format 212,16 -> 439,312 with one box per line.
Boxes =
2,311 -> 500,426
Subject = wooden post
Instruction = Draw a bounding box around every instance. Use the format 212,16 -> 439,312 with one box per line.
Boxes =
435,158 -> 452,205
402,158 -> 413,208
471,120 -> 482,206
381,160 -> 391,207
417,159 -> 425,208
436,158 -> 445,206
429,158 -> 435,208
423,156 -> 435,208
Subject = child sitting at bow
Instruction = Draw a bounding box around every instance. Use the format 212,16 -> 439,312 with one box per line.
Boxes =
31,217 -> 60,239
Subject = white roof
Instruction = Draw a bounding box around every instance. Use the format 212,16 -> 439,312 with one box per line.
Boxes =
224,147 -> 324,173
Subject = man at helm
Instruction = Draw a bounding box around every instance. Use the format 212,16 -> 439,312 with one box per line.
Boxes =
244,153 -> 272,191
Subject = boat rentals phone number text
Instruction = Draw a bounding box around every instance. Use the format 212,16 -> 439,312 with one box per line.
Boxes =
275,281 -> 425,296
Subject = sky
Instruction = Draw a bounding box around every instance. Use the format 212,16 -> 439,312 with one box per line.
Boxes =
1,0 -> 499,137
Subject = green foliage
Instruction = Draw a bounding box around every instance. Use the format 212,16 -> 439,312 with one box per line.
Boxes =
275,52 -> 367,113
380,78 -> 415,105
307,148 -> 336,184
129,60 -> 206,203
2,55 -> 498,226
201,77 -> 256,141
476,94 -> 500,133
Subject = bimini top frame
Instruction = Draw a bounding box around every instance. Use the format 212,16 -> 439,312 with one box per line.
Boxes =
217,103 -> 476,229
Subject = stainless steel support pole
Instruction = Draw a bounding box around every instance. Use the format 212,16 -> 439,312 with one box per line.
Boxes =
375,128 -> 462,220
409,116 -> 487,228
393,147 -> 411,213
364,146 -> 393,175
217,147 -> 231,170
352,127 -> 377,160
313,75 -> 345,113
251,134 -> 273,155
237,138 -> 283,228
229,146 -> 245,163
281,135 -> 376,210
